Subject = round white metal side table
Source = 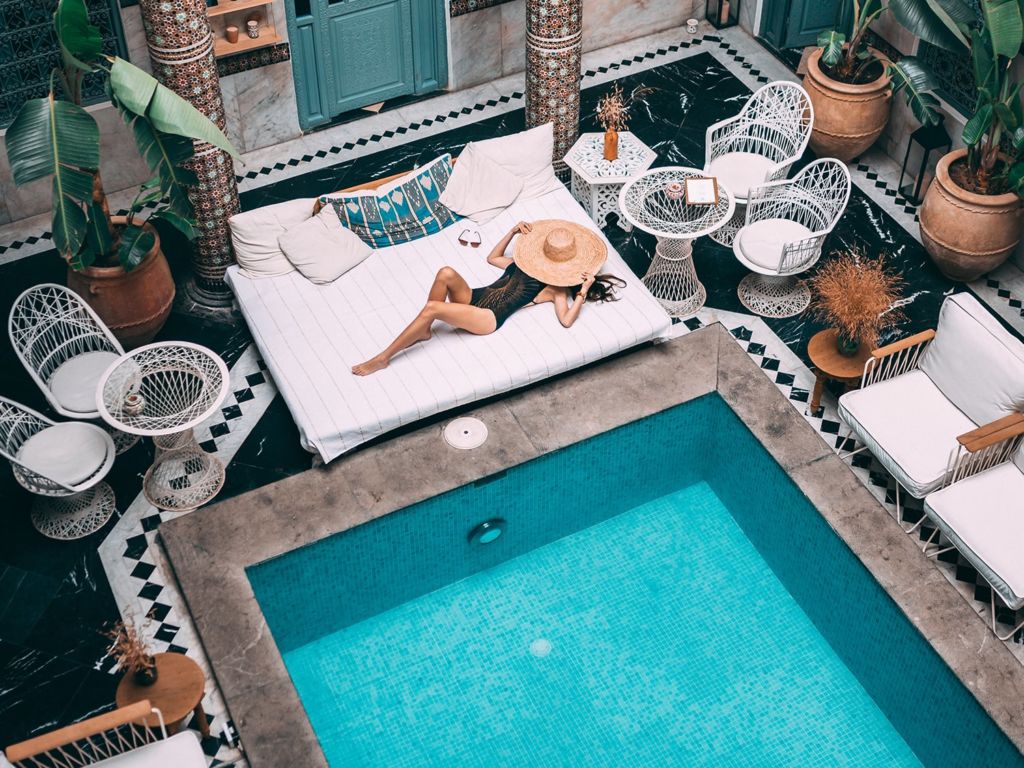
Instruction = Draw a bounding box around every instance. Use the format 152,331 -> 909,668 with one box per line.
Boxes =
618,167 -> 735,317
97,342 -> 230,512
563,132 -> 657,230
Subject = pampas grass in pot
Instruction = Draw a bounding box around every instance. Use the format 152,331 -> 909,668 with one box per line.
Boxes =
808,250 -> 905,356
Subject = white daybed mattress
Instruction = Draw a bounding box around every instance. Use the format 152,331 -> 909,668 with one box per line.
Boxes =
227,185 -> 672,462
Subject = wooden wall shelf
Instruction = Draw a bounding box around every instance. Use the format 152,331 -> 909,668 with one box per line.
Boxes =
213,28 -> 282,58
206,0 -> 273,18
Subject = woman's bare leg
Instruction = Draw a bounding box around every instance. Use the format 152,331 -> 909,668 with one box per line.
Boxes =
428,266 -> 472,304
352,300 -> 497,375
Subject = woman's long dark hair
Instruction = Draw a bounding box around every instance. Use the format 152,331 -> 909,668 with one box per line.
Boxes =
570,273 -> 625,303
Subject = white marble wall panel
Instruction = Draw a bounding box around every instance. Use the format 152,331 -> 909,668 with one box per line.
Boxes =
120,5 -> 153,73
582,0 -> 703,52
500,1 -> 526,75
450,4 -> 505,90
228,61 -> 303,152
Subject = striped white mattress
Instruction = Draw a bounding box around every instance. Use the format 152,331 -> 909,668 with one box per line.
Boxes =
227,186 -> 672,462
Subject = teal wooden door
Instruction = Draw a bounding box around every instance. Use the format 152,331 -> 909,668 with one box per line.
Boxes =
285,0 -> 447,128
761,0 -> 842,49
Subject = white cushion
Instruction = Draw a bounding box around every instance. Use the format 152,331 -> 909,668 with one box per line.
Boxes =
16,422 -> 109,487
706,151 -> 777,199
438,142 -> 524,224
278,207 -> 372,284
736,218 -> 813,271
229,198 -> 315,278
924,462 -> 1024,609
920,293 -> 1024,427
89,731 -> 207,767
48,350 -> 120,416
470,123 -> 563,200
838,370 -> 976,498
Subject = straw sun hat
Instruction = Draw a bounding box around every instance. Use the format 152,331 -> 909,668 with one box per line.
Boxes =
513,219 -> 607,287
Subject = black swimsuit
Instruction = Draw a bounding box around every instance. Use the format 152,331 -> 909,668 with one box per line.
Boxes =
470,263 -> 546,328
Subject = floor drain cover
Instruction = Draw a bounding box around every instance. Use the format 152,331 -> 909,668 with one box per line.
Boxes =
444,417 -> 488,449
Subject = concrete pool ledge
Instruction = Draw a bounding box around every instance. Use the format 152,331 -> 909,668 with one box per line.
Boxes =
160,324 -> 1024,767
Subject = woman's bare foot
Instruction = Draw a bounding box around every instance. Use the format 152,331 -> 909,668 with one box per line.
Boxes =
352,354 -> 390,376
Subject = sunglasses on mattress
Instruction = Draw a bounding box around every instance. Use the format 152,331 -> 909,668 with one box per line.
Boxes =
458,229 -> 482,248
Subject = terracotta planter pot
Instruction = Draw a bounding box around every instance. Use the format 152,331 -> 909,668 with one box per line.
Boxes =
67,217 -> 176,349
919,149 -> 1023,282
803,48 -> 891,162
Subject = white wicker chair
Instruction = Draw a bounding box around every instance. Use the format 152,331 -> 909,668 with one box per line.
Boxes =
704,80 -> 813,246
8,283 -> 136,453
0,396 -> 116,540
732,158 -> 851,317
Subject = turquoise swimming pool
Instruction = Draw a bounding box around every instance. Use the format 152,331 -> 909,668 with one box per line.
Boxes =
248,395 -> 1023,767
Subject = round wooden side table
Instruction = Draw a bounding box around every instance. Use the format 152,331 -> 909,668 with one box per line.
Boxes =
807,329 -> 872,412
115,652 -> 210,737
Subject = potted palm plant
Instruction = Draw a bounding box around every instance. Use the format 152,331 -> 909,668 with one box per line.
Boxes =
4,0 -> 238,347
806,0 -> 942,161
889,0 -> 1024,281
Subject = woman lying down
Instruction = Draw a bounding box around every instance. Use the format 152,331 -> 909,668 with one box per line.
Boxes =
352,219 -> 625,376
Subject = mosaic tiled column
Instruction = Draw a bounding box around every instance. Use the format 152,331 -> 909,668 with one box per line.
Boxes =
138,0 -> 240,307
525,0 -> 583,177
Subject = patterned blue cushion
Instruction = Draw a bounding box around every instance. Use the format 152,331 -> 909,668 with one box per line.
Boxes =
323,154 -> 461,248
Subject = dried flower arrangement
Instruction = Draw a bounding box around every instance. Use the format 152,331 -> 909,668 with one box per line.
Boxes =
595,83 -> 653,132
105,618 -> 158,685
808,250 -> 905,350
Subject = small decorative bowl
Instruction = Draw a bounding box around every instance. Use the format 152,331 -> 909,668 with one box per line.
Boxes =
665,182 -> 685,201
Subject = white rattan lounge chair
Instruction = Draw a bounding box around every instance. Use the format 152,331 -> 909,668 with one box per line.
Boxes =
731,158 -> 851,317
704,80 -> 813,247
0,396 -> 116,540
3,700 -> 206,767
838,293 -> 1024,532
8,283 -> 136,453
920,413 -> 1024,640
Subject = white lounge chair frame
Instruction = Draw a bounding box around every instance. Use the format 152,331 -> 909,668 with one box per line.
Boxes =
704,80 -> 814,245
920,413 -> 1024,641
5,700 -> 168,767
732,158 -> 851,317
0,396 -> 117,540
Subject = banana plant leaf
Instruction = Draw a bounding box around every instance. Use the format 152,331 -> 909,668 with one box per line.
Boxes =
54,0 -> 103,72
152,209 -> 198,239
888,0 -> 971,51
82,199 -> 114,266
963,102 -> 994,145
109,58 -> 239,158
118,223 -> 156,272
817,30 -> 846,66
6,96 -> 100,259
980,0 -> 1023,58
128,112 -> 199,215
888,59 -> 943,126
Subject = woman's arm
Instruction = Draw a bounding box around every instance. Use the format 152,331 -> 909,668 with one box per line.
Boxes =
553,273 -> 596,328
486,221 -> 532,268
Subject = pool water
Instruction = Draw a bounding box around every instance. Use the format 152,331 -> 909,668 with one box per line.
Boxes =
249,395 -> 1023,767
286,483 -> 920,767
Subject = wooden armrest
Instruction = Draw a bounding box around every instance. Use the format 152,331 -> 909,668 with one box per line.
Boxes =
312,157 -> 459,215
5,701 -> 154,762
957,412 -> 1024,453
870,329 -> 935,360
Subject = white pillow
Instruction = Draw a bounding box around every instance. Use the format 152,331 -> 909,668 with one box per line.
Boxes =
229,198 -> 314,278
920,292 -> 1024,425
471,123 -> 563,200
438,142 -> 524,224
278,206 -> 371,284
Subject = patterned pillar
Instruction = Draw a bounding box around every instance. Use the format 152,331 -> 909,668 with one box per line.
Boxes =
138,0 -> 240,307
525,0 -> 583,177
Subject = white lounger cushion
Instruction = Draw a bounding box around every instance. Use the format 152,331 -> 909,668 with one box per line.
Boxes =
438,141 -> 524,224
49,350 -> 120,416
470,123 -> 563,200
919,292 -> 1024,426
278,207 -> 371,284
89,731 -> 207,767
924,462 -> 1024,610
229,198 -> 314,278
705,151 -> 776,199
227,186 -> 672,462
735,218 -> 813,272
838,370 -> 976,498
